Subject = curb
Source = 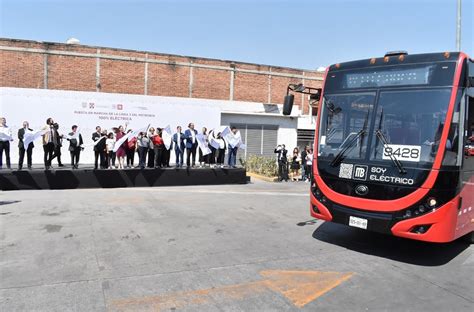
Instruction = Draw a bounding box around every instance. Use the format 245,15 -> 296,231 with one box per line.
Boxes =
246,172 -> 278,183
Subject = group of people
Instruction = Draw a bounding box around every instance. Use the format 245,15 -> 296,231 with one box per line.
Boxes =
91,122 -> 237,170
0,116 -> 242,170
0,117 -> 72,170
274,144 -> 313,182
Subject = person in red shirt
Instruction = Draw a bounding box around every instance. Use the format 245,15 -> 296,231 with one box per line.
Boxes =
152,128 -> 164,168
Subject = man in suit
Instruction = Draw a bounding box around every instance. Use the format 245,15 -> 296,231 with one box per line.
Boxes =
184,123 -> 198,167
92,126 -> 106,169
42,117 -> 55,170
68,125 -> 83,169
50,122 -> 64,167
18,121 -> 34,170
173,126 -> 186,168
274,144 -> 289,182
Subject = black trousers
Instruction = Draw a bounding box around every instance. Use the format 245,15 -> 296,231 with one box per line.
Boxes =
216,149 -> 225,164
209,146 -> 216,164
51,145 -> 62,165
278,160 -> 289,181
306,165 -> 313,181
43,143 -> 55,168
70,149 -> 81,167
107,151 -> 115,168
154,145 -> 163,168
94,150 -> 106,169
199,148 -> 209,164
0,141 -> 11,168
126,148 -> 135,167
19,145 -> 33,169
162,148 -> 170,167
186,144 -> 197,167
147,149 -> 155,168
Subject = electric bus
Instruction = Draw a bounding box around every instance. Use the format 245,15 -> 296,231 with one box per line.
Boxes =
284,51 -> 474,243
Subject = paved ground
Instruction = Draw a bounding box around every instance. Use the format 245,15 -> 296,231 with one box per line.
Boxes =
0,180 -> 473,311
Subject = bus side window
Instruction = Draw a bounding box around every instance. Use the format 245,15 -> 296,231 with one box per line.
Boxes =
465,59 -> 474,167
464,94 -> 474,167
442,91 -> 462,166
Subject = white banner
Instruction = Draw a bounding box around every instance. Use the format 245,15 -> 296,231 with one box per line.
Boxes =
209,136 -> 220,149
220,126 -> 231,138
224,130 -> 242,149
23,128 -> 48,149
196,133 -> 211,155
113,125 -> 149,152
162,125 -> 172,150
0,132 -> 13,141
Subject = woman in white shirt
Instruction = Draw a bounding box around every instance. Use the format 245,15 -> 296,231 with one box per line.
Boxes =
105,132 -> 116,169
0,117 -> 13,169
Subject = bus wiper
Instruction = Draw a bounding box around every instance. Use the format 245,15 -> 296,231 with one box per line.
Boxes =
330,109 -> 369,167
375,129 -> 407,174
330,129 -> 366,167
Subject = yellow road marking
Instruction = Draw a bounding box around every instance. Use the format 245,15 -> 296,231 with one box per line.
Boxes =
109,270 -> 353,311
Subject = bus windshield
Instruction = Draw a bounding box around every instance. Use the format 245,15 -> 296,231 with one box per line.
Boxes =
318,88 -> 453,165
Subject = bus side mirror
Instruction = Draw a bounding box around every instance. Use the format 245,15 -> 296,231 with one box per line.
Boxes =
283,94 -> 294,115
309,90 -> 321,102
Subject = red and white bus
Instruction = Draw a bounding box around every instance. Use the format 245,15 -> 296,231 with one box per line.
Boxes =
284,51 -> 474,243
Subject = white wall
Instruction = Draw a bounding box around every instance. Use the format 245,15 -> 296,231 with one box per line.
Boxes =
0,87 -> 303,166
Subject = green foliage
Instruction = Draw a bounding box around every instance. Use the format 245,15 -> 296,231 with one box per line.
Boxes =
240,155 -> 278,177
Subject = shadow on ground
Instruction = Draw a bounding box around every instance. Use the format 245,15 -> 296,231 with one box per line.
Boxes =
312,221 -> 470,266
0,200 -> 21,206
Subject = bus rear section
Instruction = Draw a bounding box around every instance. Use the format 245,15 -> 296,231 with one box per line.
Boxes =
287,51 -> 474,243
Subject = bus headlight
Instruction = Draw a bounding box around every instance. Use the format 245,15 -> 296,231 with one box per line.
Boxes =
427,197 -> 437,208
397,196 -> 441,220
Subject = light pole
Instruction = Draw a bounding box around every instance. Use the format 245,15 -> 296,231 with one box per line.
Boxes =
456,0 -> 461,51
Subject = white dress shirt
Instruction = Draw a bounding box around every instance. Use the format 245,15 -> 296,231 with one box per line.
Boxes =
0,126 -> 12,142
190,129 -> 196,144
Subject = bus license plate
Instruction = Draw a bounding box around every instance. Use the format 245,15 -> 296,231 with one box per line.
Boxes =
349,216 -> 368,230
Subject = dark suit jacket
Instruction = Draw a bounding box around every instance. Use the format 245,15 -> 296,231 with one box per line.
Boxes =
68,132 -> 83,152
173,132 -> 186,151
184,129 -> 198,149
274,148 -> 288,163
92,132 -> 102,151
18,127 -> 34,149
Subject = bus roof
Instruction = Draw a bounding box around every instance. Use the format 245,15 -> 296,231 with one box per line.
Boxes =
328,52 -> 463,72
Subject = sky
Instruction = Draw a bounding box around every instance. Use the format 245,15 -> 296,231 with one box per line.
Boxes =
0,0 -> 472,70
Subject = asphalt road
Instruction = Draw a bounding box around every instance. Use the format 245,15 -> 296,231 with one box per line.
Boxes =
0,180 -> 473,311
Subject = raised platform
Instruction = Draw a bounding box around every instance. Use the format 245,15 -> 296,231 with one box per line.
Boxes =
0,167 -> 247,191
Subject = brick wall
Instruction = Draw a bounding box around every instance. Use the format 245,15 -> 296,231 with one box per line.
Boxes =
0,38 -> 323,113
